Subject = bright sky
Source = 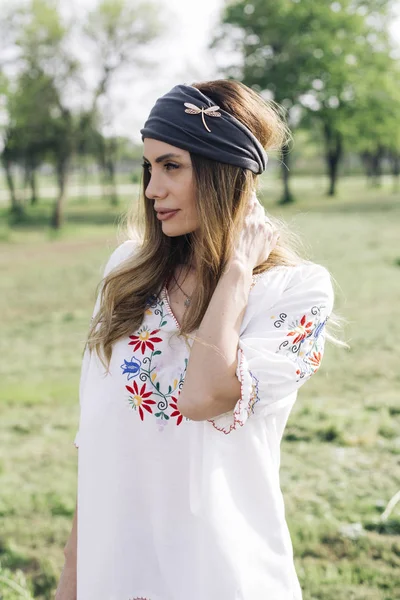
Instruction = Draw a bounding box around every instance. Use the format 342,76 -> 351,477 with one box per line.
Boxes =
67,0 -> 225,141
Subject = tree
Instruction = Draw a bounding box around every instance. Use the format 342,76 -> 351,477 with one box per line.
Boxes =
212,0 -> 398,201
3,69 -> 62,209
350,61 -> 400,190
0,0 -> 79,224
0,0 -> 163,227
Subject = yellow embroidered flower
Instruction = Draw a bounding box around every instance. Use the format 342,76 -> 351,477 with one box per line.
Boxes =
129,327 -> 163,354
126,381 -> 156,421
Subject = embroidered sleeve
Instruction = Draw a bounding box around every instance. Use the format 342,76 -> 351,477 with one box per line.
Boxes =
208,263 -> 334,434
74,240 -> 139,448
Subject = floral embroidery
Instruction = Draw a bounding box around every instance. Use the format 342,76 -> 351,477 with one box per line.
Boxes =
272,313 -> 287,328
308,350 -> 322,369
248,373 -> 260,415
287,314 -> 313,344
276,304 -> 328,381
169,396 -> 184,425
120,355 -> 142,380
208,304 -> 328,434
126,380 -> 156,421
120,293 -> 189,428
207,350 -> 260,434
129,327 -> 163,354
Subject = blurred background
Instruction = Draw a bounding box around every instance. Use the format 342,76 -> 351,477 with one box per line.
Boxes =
0,0 -> 400,598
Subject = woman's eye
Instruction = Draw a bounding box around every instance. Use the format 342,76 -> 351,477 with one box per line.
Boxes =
141,162 -> 178,172
165,162 -> 179,171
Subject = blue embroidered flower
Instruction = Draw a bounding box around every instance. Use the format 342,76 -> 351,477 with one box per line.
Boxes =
314,318 -> 327,340
120,356 -> 142,380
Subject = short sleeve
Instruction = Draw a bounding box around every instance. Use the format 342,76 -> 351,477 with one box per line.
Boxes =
74,239 -> 139,448
208,262 -> 334,434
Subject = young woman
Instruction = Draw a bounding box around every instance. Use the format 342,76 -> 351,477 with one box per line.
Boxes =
58,80 -> 337,600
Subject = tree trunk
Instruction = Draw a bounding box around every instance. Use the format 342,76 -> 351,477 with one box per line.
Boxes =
51,160 -> 68,229
279,143 -> 294,204
3,157 -> 23,216
106,159 -> 118,206
360,151 -> 373,183
370,146 -> 384,187
99,167 -> 108,201
30,168 -> 38,205
323,123 -> 343,196
80,154 -> 90,203
389,151 -> 399,193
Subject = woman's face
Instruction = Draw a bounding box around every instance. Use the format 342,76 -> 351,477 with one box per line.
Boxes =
143,138 -> 199,237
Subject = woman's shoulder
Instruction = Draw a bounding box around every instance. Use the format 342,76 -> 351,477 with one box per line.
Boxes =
103,239 -> 141,277
254,260 -> 332,288
249,260 -> 334,312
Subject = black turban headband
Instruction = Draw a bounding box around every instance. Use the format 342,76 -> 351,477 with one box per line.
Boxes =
140,84 -> 268,174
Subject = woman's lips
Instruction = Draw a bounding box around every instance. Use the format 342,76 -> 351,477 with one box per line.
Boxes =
156,210 -> 180,221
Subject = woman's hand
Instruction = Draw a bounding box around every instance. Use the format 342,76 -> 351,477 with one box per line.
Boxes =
231,191 -> 279,272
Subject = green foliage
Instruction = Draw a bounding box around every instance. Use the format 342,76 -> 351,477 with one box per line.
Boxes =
348,63 -> 400,154
4,70 -> 63,169
85,0 -> 163,61
0,561 -> 34,600
217,0 -> 396,108
0,0 -> 164,226
214,0 -> 400,195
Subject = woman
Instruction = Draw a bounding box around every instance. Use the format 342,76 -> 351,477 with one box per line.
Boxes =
58,80 -> 337,600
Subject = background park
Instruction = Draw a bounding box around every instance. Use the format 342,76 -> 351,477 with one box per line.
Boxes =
0,0 -> 400,598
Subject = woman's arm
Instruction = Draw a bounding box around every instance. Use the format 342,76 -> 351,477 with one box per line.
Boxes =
64,500 -> 77,562
178,193 -> 278,422
54,501 -> 77,599
178,260 -> 253,421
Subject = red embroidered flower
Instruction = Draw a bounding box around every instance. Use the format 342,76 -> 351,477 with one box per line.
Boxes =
129,327 -> 163,355
308,351 -> 322,369
126,380 -> 156,421
287,314 -> 313,344
170,396 -> 184,426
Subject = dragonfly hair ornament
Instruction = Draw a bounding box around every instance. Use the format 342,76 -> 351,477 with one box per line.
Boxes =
184,102 -> 221,132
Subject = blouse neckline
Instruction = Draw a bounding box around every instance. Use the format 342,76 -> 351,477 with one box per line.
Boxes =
160,271 -> 266,332
160,283 -> 182,330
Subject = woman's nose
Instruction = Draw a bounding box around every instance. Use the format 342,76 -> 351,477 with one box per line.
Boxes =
145,174 -> 167,200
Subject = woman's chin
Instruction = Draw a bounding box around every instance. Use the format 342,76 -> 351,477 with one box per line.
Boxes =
161,222 -> 199,237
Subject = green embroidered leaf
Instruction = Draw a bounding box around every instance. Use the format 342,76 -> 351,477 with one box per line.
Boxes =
161,320 -> 167,326
155,381 -> 160,391
155,412 -> 161,417
163,413 -> 170,420
168,385 -> 172,394
153,350 -> 162,356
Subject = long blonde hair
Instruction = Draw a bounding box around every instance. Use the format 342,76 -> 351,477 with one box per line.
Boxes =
87,79 -> 347,368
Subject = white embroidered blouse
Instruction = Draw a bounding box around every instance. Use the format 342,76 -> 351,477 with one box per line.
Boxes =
74,239 -> 334,600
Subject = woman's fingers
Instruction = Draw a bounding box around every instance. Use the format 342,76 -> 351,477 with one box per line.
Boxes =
236,191 -> 280,269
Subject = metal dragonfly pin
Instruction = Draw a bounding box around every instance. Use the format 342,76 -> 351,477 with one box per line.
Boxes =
184,102 -> 221,132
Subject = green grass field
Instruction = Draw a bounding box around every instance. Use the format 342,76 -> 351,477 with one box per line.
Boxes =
1,175 -> 400,599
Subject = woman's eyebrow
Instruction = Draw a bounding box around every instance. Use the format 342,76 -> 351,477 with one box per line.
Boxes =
142,153 -> 183,164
